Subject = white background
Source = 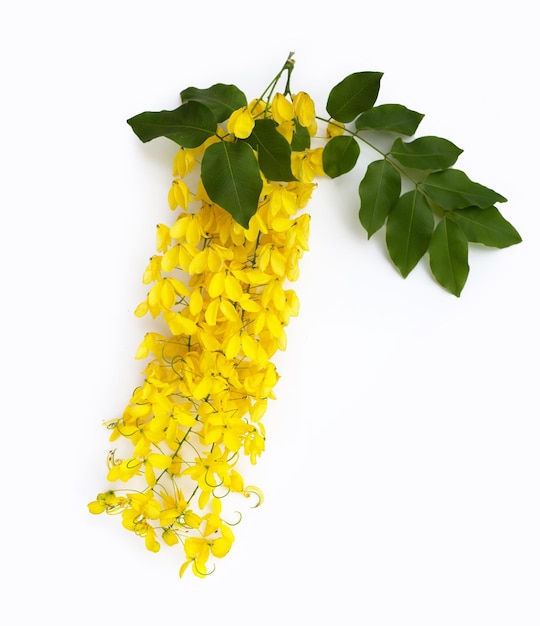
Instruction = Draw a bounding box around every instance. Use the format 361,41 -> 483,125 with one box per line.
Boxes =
1,1 -> 538,624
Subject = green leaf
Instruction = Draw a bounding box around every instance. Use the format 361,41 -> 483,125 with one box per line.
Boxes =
127,101 -> 217,148
355,103 -> 424,135
326,72 -> 383,123
429,217 -> 469,296
245,119 -> 296,182
322,135 -> 360,178
180,83 -> 247,123
423,169 -> 507,210
358,160 -> 401,238
290,121 -> 311,151
448,206 -> 522,248
386,189 -> 434,277
390,136 -> 463,170
201,141 -> 263,229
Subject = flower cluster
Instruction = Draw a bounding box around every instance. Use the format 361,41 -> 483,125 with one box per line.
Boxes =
89,89 -> 323,578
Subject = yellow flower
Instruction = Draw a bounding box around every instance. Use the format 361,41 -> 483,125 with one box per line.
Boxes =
248,98 -> 266,119
162,528 -> 179,547
181,538 -> 211,578
271,93 -> 294,124
292,91 -> 316,129
173,148 -> 196,178
276,120 -> 295,143
203,411 -> 253,452
307,147 -> 324,176
244,427 -> 265,464
88,491 -> 127,515
227,106 -> 255,139
327,120 -> 345,137
182,447 -> 232,491
142,255 -> 162,285
107,458 -> 142,482
291,152 -> 316,183
128,491 -> 162,520
156,224 -> 171,253
168,178 -> 192,210
145,525 -> 161,553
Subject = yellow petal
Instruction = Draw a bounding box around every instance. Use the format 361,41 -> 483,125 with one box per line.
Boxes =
183,510 -> 202,529
148,454 -> 172,470
188,248 -> 209,275
224,333 -> 241,360
229,469 -> 244,492
186,216 -> 201,246
199,331 -> 221,351
266,312 -> 283,338
163,529 -> 179,547
250,399 -> 267,423
189,287 -> 204,315
205,298 -> 220,326
224,274 -> 243,301
208,271 -> 225,298
170,314 -> 198,336
161,245 -> 179,272
144,462 -> 156,487
219,298 -> 240,322
223,430 -> 241,452
179,561 -> 191,578
168,277 -> 191,297
170,215 -> 187,240
192,561 -> 207,578
204,428 -> 222,445
193,376 -> 212,400
134,301 -> 148,318
87,501 -> 105,515
160,280 -> 176,309
241,334 -> 258,362
145,527 -> 161,553
270,217 -> 293,232
211,537 -> 232,558
238,295 -> 260,313
233,269 -> 270,285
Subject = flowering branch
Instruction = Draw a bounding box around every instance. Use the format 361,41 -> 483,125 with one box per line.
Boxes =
89,54 -> 521,579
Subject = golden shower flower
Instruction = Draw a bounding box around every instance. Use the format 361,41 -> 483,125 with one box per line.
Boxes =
292,91 -> 317,132
271,92 -> 295,124
227,106 -> 255,139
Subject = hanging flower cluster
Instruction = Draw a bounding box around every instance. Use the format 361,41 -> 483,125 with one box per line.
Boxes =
89,58 -> 323,577
90,53 -> 520,579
